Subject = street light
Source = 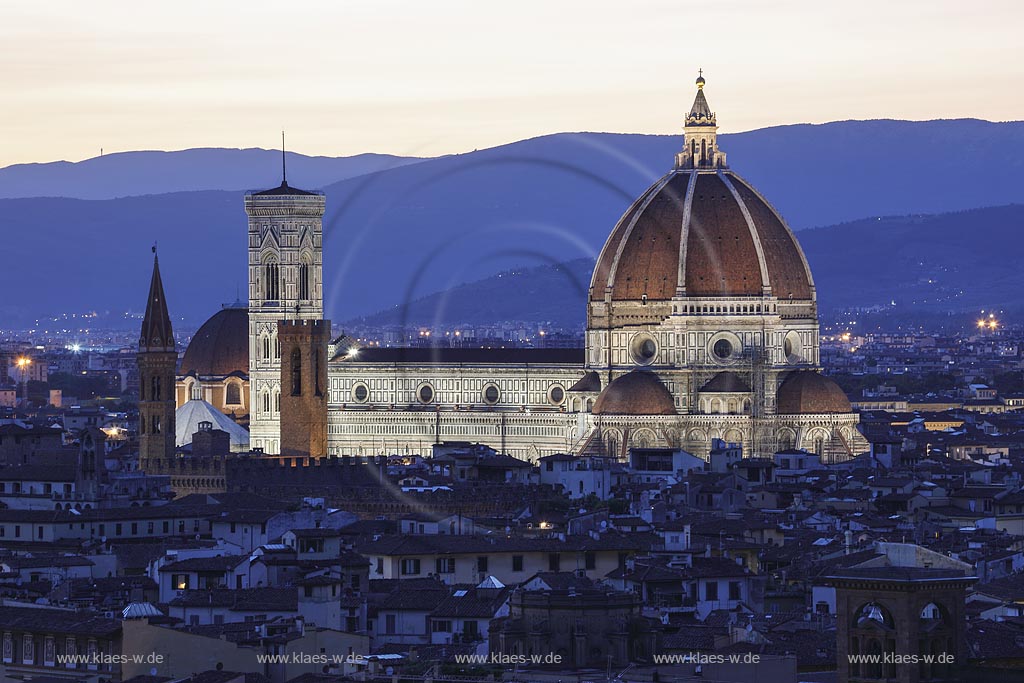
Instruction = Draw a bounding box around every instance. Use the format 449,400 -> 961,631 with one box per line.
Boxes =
16,357 -> 32,402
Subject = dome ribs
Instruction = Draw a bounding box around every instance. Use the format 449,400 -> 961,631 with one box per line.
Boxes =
685,173 -> 762,297
608,172 -> 688,302
730,176 -> 813,301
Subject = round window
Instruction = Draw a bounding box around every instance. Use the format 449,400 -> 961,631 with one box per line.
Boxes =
549,385 -> 565,405
784,331 -> 803,363
713,338 -> 733,360
418,384 -> 434,404
629,334 -> 658,365
353,384 -> 368,402
483,384 -> 500,404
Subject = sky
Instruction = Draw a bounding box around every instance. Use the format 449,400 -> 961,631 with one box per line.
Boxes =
2,0 -> 1021,167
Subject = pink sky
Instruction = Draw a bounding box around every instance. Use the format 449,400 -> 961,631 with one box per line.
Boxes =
2,0 -> 1021,167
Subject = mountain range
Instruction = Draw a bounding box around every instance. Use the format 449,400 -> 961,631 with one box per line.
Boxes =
2,118 -> 1024,327
347,203 -> 1024,330
0,148 -> 424,200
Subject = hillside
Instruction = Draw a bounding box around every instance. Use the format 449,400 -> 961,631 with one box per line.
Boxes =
348,204 -> 1024,329
3,119 -> 1024,325
0,148 -> 425,200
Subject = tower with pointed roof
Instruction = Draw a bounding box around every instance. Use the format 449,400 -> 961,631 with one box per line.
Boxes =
137,251 -> 178,469
244,147 -> 326,455
675,71 -> 728,170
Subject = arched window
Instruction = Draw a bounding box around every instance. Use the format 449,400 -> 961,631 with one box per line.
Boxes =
274,388 -> 280,414
299,261 -> 311,301
262,391 -> 271,414
262,335 -> 271,360
151,376 -> 161,401
274,333 -> 280,359
291,348 -> 302,396
263,259 -> 280,301
226,382 -> 241,405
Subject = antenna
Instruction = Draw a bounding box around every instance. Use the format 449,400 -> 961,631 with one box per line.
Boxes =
281,130 -> 287,185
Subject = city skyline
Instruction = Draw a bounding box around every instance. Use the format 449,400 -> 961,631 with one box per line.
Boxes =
3,0 -> 1023,167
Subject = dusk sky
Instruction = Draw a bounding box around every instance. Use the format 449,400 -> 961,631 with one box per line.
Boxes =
3,0 -> 1021,167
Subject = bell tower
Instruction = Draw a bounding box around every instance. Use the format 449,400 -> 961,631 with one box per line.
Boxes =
137,250 -> 177,470
245,139 -> 326,455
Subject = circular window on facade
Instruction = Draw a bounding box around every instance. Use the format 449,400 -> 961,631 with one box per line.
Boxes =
418,383 -> 434,404
352,383 -> 369,403
784,330 -> 803,363
548,384 -> 565,406
713,338 -> 733,360
629,334 -> 658,365
483,384 -> 500,405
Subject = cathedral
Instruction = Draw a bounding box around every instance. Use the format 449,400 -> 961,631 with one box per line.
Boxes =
171,76 -> 866,463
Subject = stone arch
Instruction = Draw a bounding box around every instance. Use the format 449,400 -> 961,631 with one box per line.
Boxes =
776,427 -> 796,452
631,428 -> 657,449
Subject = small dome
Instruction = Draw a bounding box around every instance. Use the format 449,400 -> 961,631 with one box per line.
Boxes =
593,371 -> 677,416
776,371 -> 852,414
181,306 -> 248,377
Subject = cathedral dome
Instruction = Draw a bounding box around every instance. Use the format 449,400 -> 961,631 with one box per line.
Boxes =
589,76 -> 813,307
776,371 -> 852,414
593,371 -> 677,416
181,306 -> 249,377
589,170 -> 813,303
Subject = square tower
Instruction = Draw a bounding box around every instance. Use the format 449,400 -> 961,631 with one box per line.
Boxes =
244,180 -> 326,455
278,319 -> 331,457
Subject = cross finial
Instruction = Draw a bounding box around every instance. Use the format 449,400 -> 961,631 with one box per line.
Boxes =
281,130 -> 287,185
699,68 -> 703,78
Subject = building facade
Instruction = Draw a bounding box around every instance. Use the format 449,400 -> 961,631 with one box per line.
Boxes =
240,77 -> 864,462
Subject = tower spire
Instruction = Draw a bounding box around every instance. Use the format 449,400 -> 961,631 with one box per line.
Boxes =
281,130 -> 287,187
140,250 -> 174,352
675,71 -> 727,170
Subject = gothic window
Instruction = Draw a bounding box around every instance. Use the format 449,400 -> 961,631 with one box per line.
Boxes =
151,376 -> 161,401
274,333 -> 280,359
226,382 -> 241,405
274,389 -> 280,413
262,391 -> 271,414
263,259 -> 280,301
139,415 -> 145,434
262,335 -> 271,360
291,348 -> 303,396
152,416 -> 161,434
299,261 -> 311,301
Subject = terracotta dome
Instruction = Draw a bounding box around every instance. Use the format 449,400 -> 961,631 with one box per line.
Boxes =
589,170 -> 813,302
181,306 -> 249,377
593,371 -> 677,416
776,371 -> 852,414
